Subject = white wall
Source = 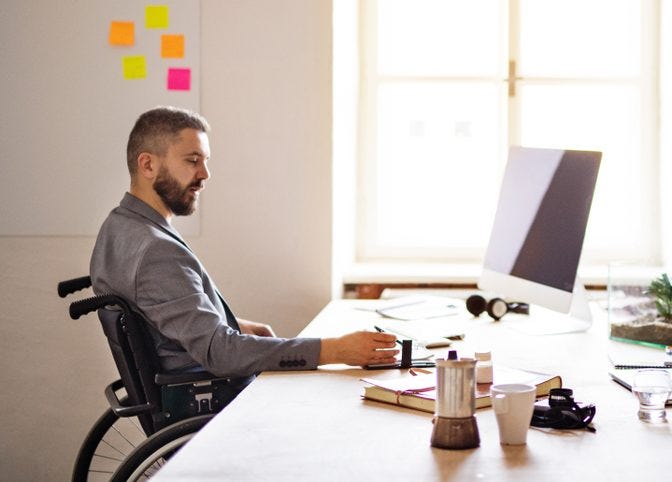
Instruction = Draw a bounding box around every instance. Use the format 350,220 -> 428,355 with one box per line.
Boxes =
0,1 -> 332,480
197,0 -> 333,335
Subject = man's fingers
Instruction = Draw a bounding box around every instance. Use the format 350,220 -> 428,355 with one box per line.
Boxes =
372,342 -> 398,350
371,332 -> 397,343
369,355 -> 398,365
371,349 -> 399,363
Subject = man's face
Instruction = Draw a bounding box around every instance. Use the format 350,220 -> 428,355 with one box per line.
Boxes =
153,128 -> 211,216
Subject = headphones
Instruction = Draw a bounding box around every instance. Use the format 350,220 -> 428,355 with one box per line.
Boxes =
466,294 -> 529,321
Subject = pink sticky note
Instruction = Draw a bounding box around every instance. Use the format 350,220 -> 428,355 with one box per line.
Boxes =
167,68 -> 191,91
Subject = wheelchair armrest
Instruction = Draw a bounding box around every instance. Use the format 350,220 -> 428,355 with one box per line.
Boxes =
105,379 -> 154,417
155,370 -> 219,386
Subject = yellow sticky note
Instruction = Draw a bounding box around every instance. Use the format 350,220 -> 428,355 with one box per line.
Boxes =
109,21 -> 134,46
122,55 -> 147,79
161,34 -> 185,58
145,5 -> 169,29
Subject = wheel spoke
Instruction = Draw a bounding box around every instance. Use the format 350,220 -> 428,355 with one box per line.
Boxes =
92,452 -> 125,463
110,420 -> 142,449
99,437 -> 132,458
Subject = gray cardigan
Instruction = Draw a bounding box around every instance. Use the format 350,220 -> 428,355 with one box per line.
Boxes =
90,193 -> 320,377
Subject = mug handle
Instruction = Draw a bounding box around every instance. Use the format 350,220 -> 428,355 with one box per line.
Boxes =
493,393 -> 508,414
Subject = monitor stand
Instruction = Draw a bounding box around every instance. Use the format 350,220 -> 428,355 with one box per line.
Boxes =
506,280 -> 593,336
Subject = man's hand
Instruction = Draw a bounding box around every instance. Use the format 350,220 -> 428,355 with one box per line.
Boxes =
319,331 -> 399,367
238,319 -> 276,337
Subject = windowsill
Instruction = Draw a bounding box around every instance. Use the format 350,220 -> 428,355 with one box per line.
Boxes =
341,261 -> 667,287
342,262 -> 481,285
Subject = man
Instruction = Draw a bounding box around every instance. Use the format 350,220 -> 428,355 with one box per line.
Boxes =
91,106 -> 397,392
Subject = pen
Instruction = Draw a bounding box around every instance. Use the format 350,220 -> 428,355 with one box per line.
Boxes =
373,325 -> 403,345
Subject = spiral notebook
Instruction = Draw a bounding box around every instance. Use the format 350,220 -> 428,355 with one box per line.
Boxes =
607,340 -> 672,369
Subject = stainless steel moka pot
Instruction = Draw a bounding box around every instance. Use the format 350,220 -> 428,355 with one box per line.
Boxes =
430,358 -> 480,449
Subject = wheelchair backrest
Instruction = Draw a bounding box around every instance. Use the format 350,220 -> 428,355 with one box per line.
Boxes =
98,307 -> 163,435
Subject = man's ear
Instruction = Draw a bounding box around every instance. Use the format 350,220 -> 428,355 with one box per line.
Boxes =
136,152 -> 158,180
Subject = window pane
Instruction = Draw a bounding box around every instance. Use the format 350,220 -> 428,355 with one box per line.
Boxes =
371,82 -> 504,252
378,0 -> 504,77
518,0 -> 641,78
355,0 -> 657,265
518,83 -> 651,259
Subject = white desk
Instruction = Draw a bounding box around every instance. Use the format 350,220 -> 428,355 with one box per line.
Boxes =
153,300 -> 671,481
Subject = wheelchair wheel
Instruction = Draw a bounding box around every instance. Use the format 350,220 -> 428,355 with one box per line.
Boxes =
110,414 -> 213,481
73,408 -> 148,481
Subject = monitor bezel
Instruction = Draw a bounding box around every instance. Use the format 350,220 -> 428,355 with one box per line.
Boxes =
478,267 -> 574,313
478,146 -> 601,316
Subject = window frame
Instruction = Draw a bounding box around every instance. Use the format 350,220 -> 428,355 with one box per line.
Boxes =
354,0 -> 664,267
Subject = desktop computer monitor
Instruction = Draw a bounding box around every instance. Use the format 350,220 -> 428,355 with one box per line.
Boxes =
478,146 -> 601,327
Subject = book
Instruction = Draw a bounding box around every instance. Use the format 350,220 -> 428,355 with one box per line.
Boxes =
361,366 -> 562,413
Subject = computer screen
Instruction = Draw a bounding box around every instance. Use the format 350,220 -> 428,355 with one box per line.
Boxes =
478,146 -> 601,315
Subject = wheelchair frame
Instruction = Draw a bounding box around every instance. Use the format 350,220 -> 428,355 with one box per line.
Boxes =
58,276 -> 245,481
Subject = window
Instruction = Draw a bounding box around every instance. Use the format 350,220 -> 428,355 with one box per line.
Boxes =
354,0 -> 664,268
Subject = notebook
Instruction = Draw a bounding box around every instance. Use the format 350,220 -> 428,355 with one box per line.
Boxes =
375,319 -> 462,348
374,295 -> 459,321
607,339 -> 672,369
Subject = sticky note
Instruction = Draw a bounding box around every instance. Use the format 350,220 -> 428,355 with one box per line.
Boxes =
146,5 -> 169,29
167,68 -> 191,91
109,21 -> 134,46
123,56 -> 147,80
161,34 -> 185,58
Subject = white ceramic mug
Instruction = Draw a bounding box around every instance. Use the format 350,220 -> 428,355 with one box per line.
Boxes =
490,383 -> 536,445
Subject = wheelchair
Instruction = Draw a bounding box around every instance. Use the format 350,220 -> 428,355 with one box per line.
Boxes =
58,276 -> 251,481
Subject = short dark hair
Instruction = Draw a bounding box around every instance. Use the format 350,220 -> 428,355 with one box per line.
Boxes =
126,106 -> 210,176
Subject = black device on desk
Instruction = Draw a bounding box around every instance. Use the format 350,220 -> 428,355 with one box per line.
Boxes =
366,339 -> 436,370
466,294 -> 529,321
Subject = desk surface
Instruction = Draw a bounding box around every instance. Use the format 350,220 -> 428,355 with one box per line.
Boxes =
154,300 -> 671,481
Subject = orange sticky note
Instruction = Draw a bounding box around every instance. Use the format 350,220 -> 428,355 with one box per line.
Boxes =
146,5 -> 169,29
161,34 -> 185,58
109,21 -> 134,46
122,55 -> 147,79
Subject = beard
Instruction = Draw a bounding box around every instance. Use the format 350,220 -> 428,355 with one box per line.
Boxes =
153,165 -> 201,216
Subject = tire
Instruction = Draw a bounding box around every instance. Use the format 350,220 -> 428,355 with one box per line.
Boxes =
72,408 -> 148,481
110,414 -> 214,482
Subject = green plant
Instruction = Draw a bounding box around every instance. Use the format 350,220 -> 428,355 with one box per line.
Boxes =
647,273 -> 672,322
